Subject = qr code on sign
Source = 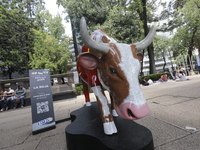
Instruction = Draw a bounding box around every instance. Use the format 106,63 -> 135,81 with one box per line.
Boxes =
36,101 -> 49,114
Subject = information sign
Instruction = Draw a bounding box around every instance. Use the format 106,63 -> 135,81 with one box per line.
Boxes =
29,69 -> 56,133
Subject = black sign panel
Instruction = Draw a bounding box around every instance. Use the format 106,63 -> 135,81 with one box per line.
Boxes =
29,69 -> 56,132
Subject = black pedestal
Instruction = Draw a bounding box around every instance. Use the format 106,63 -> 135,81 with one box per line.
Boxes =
65,102 -> 154,150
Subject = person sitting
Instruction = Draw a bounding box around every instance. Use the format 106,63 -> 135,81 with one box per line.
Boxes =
0,89 -> 5,111
170,71 -> 178,80
141,77 -> 150,86
13,85 -> 26,109
0,86 -> 14,111
176,71 -> 190,81
158,74 -> 168,82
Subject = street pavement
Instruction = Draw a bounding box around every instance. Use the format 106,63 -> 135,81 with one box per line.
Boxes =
0,75 -> 200,150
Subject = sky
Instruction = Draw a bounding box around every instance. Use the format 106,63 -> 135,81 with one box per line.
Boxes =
44,0 -> 72,37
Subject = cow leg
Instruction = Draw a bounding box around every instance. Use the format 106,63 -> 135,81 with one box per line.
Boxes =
110,95 -> 118,117
91,86 -> 117,135
82,80 -> 91,106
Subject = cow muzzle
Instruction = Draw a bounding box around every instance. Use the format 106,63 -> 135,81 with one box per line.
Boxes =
114,102 -> 149,120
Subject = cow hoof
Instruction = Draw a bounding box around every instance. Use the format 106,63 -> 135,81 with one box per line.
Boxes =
112,109 -> 118,117
103,122 -> 117,135
86,102 -> 91,106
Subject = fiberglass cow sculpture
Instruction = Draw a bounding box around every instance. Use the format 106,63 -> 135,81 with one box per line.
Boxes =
77,17 -> 156,135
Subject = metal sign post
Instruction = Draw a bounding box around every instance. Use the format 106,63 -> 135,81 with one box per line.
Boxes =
29,69 -> 56,134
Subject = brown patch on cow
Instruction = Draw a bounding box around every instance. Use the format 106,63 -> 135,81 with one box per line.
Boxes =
95,86 -> 114,123
103,114 -> 114,123
130,45 -> 138,59
102,36 -> 111,43
98,43 -> 130,106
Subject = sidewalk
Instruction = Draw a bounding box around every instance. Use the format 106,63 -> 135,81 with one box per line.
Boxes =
0,75 -> 200,150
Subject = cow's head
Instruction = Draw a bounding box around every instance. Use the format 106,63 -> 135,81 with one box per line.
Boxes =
80,17 -> 156,120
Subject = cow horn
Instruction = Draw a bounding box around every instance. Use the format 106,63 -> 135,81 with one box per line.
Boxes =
134,26 -> 156,51
80,17 -> 110,54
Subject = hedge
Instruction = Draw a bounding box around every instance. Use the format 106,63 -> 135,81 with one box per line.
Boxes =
193,69 -> 200,74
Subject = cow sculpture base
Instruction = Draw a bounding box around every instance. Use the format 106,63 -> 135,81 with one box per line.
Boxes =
65,102 -> 154,150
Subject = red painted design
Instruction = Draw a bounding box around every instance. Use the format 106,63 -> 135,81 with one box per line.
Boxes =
77,45 -> 101,88
77,63 -> 101,87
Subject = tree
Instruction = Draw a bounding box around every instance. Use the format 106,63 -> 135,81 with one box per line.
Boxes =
171,0 -> 200,68
29,11 -> 73,75
37,10 -> 66,41
129,0 -> 157,74
29,30 -> 72,74
0,0 -> 44,79
57,0 -> 158,74
0,5 -> 34,79
155,0 -> 188,32
57,0 -> 118,30
91,5 -> 143,43
154,35 -> 172,72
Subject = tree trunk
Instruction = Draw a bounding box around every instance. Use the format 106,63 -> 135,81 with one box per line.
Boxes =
140,49 -> 145,76
70,17 -> 79,60
147,43 -> 156,74
162,55 -> 166,72
141,0 -> 156,74
187,27 -> 197,70
8,67 -> 12,79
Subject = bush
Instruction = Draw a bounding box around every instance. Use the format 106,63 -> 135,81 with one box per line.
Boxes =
75,83 -> 92,95
75,84 -> 83,95
193,69 -> 200,74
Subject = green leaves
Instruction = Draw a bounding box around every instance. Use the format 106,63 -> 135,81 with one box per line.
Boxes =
0,0 -> 72,78
154,35 -> 171,58
29,22 -> 72,75
172,0 -> 200,58
0,1 -> 37,78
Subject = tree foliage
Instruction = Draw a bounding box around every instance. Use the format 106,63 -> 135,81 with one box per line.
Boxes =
155,0 -> 188,32
0,0 -> 73,78
29,29 -> 72,74
0,0 -> 44,79
172,0 -> 200,60
154,35 -> 171,71
91,5 -> 143,43
57,0 -> 158,74
29,10 -> 73,74
38,10 -> 66,40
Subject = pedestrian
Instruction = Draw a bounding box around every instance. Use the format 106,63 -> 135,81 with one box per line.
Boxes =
13,85 -> 26,109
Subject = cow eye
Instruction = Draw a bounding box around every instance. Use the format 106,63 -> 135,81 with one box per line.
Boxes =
109,68 -> 117,75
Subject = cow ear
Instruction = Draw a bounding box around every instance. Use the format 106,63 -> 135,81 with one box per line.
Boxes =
77,52 -> 99,70
137,53 -> 143,61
